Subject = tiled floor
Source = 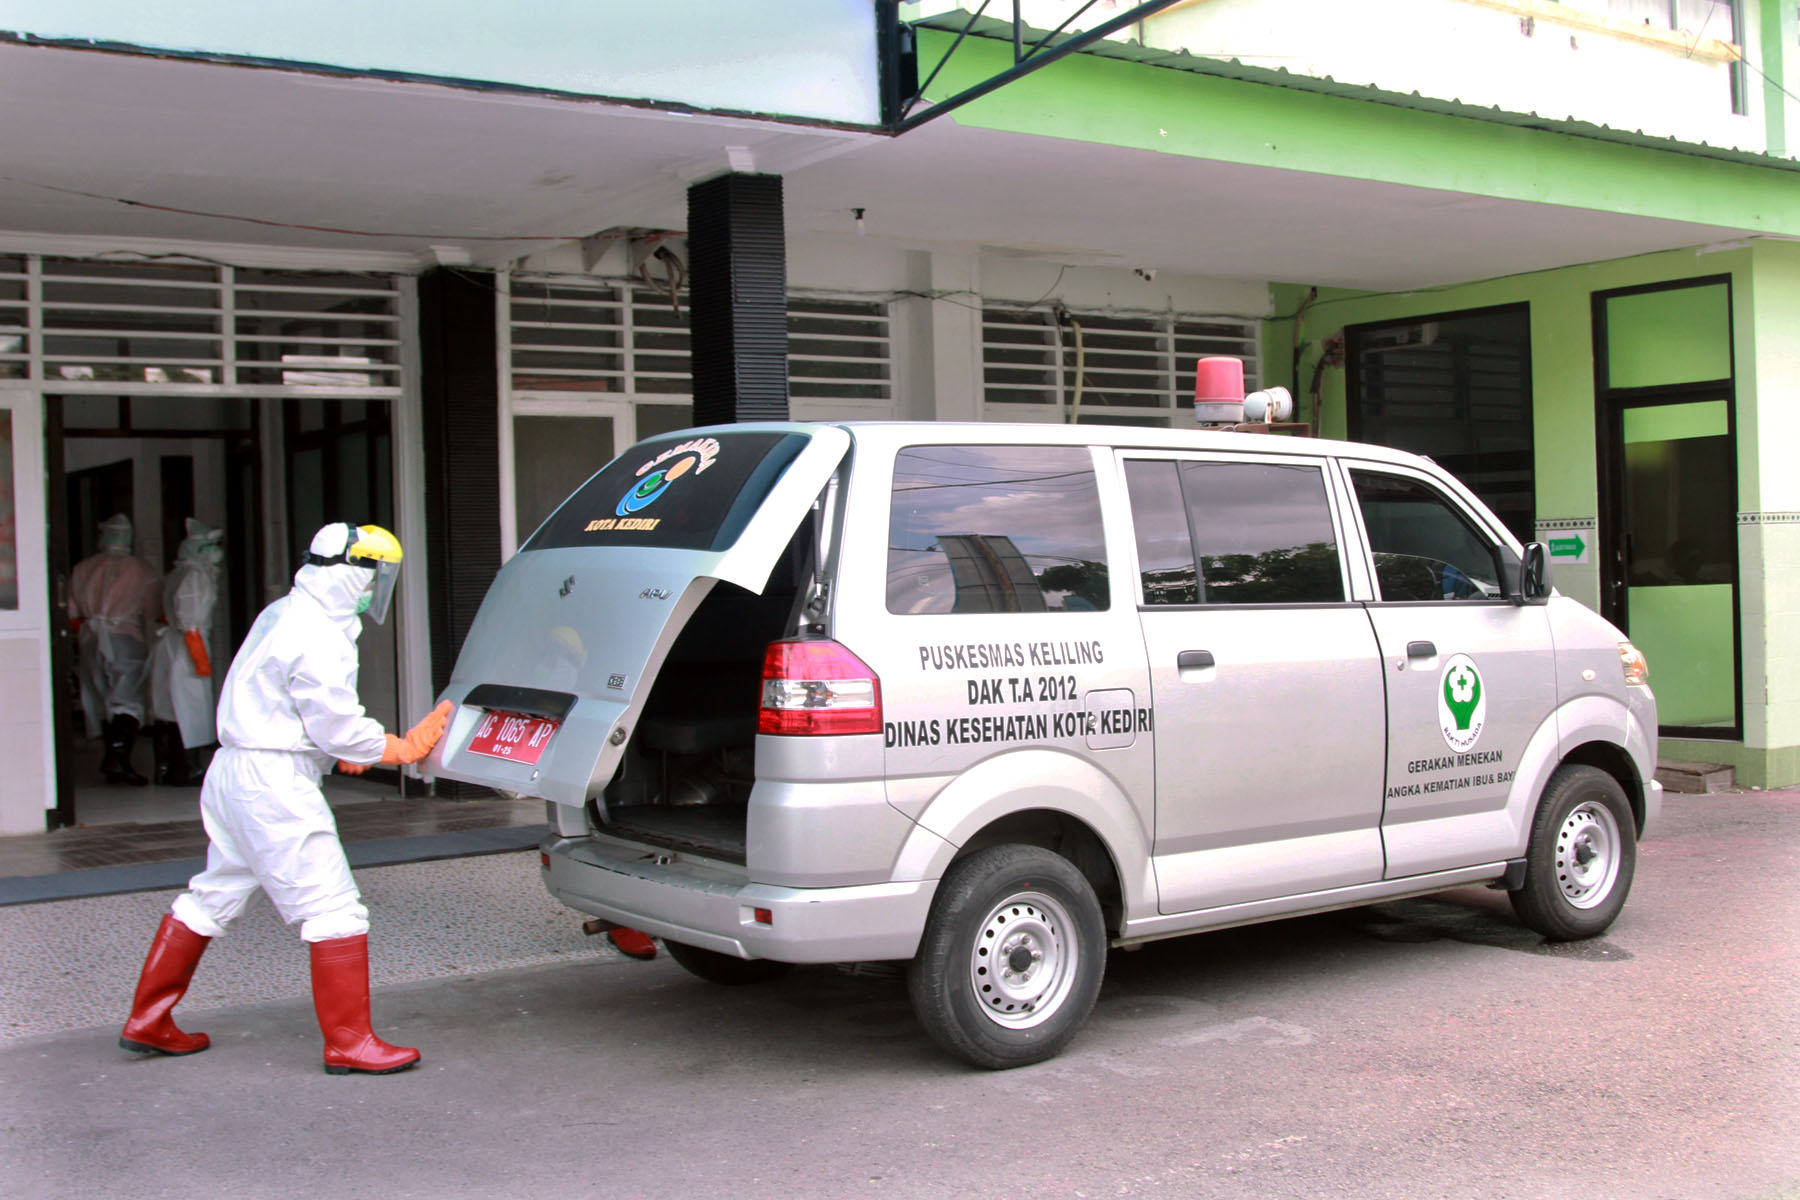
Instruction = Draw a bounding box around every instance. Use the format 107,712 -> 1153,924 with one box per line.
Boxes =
1,771 -> 545,879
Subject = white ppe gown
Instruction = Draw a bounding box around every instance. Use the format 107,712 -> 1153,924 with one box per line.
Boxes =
150,553 -> 220,749
68,548 -> 160,733
172,554 -> 389,943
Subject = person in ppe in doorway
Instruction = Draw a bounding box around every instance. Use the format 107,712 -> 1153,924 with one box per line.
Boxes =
119,522 -> 453,1075
68,513 -> 162,786
149,518 -> 225,786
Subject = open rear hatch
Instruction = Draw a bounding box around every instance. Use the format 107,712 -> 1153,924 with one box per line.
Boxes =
427,425 -> 849,805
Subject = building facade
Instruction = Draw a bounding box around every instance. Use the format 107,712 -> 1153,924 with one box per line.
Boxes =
1,0 -> 1796,833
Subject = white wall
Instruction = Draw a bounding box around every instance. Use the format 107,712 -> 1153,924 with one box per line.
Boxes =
0,393 -> 51,835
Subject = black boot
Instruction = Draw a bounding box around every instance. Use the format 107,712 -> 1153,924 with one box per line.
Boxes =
102,715 -> 149,787
152,724 -> 191,787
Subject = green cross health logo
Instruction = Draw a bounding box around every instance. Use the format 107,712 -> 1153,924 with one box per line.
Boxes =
1437,653 -> 1486,753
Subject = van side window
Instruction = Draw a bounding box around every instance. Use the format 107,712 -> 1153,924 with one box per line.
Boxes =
1125,458 -> 1345,605
1350,470 -> 1504,601
887,445 -> 1109,615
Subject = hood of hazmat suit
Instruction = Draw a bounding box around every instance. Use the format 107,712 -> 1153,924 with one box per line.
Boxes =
98,512 -> 134,553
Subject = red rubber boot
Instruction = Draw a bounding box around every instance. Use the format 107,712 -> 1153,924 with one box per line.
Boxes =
606,926 -> 658,960
119,914 -> 212,1055
309,934 -> 420,1075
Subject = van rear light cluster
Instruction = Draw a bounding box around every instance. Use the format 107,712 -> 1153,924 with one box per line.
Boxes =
758,639 -> 882,736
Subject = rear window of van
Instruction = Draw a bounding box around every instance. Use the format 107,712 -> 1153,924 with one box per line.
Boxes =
525,431 -> 808,553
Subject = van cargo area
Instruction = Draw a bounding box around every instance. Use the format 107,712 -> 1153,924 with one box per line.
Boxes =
592,530 -> 813,863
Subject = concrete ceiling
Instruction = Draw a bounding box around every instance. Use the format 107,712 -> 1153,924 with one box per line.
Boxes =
0,39 -> 1756,290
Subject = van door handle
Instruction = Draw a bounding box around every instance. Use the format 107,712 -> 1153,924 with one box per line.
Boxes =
1406,641 -> 1436,660
1177,650 -> 1215,670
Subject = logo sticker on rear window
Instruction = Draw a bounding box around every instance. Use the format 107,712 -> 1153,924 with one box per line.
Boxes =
1438,654 -> 1486,752
616,437 -> 721,517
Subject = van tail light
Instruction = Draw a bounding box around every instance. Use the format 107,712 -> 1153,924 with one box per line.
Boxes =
758,639 -> 882,736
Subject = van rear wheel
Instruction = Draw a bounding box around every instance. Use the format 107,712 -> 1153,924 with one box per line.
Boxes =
664,940 -> 795,986
1510,764 -> 1637,940
908,844 -> 1106,1070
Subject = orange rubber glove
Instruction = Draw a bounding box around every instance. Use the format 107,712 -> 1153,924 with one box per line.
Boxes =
336,760 -> 370,775
184,629 -> 212,677
379,700 -> 454,766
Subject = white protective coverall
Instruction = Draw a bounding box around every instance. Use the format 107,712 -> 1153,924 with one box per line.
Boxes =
171,524 -> 389,943
68,513 -> 161,734
150,519 -> 224,749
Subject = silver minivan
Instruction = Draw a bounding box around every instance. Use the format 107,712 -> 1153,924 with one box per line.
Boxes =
429,422 -> 1660,1069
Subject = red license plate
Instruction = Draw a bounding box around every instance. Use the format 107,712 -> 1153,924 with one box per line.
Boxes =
465,711 -> 559,765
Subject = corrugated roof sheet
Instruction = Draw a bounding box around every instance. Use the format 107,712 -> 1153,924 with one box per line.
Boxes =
911,14 -> 1800,174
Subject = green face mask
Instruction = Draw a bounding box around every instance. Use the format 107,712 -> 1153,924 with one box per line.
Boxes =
355,591 -> 374,616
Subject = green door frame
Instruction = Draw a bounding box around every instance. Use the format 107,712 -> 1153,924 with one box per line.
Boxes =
1592,275 -> 1742,741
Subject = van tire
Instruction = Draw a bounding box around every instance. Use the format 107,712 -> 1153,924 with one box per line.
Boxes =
664,940 -> 795,986
907,844 -> 1106,1070
1510,764 -> 1636,941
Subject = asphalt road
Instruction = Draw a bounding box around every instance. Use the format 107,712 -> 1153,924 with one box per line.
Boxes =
3,789 -> 1796,1200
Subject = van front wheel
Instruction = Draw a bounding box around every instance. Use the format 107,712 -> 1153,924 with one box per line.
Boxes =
908,844 -> 1106,1069
1510,764 -> 1637,940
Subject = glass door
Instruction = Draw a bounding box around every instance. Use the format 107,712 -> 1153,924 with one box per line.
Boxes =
504,396 -> 633,559
4,394 -> 59,831
1609,396 -> 1740,735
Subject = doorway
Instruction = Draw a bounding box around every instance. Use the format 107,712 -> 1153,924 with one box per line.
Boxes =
1593,277 -> 1740,740
44,392 -> 403,827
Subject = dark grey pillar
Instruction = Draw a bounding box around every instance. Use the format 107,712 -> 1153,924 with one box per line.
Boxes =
418,267 -> 500,796
686,172 -> 789,425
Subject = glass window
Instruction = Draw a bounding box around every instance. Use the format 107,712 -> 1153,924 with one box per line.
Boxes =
527,430 -> 808,553
1125,458 -> 1343,605
1352,470 -> 1505,601
1348,306 -> 1533,545
512,415 -> 617,546
887,445 -> 1108,615
1124,460 -> 1197,605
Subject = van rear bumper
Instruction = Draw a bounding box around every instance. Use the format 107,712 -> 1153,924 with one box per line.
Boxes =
542,835 -> 934,963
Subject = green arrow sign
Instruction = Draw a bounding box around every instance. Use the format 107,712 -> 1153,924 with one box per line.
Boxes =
1547,533 -> 1590,563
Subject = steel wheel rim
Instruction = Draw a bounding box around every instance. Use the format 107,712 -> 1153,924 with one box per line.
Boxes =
969,889 -> 1078,1030
1556,800 -> 1622,909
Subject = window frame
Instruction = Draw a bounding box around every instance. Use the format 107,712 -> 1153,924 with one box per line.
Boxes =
1118,449 -> 1354,610
1334,459 -> 1522,606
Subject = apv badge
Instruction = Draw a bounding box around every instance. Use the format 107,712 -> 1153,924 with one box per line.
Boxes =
1437,653 -> 1486,752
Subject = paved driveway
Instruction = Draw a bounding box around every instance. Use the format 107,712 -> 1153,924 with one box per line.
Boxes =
3,791 -> 1796,1200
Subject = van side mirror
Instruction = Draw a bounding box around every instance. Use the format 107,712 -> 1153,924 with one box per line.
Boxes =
1516,542 -> 1552,605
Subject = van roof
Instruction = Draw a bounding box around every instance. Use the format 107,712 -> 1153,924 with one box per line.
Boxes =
665,420 -> 1438,472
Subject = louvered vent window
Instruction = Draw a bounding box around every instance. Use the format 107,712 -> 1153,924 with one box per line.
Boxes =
233,269 -> 401,388
0,257 -> 401,390
0,256 -> 25,380
507,274 -> 891,403
983,308 -> 1260,425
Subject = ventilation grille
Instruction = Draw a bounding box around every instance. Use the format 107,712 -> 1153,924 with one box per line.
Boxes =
983,307 -> 1260,425
507,274 -> 891,404
0,256 -> 402,390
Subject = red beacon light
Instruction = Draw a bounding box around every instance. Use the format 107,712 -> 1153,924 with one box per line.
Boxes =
1194,356 -> 1246,424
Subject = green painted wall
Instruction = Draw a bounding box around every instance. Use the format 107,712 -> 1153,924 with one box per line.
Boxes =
917,30 -> 1800,236
1265,247 -> 1754,545
1262,247 -> 1800,784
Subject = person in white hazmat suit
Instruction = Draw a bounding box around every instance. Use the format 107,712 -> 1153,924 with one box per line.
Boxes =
149,518 -> 225,786
68,513 -> 162,785
119,522 -> 453,1076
